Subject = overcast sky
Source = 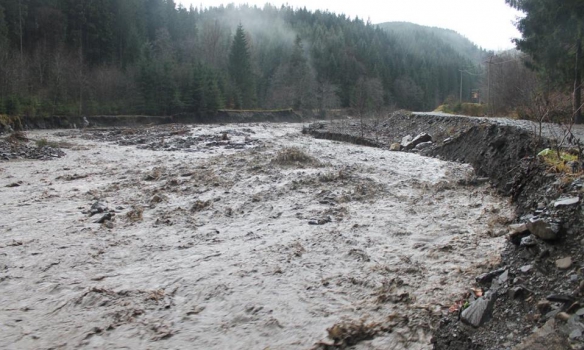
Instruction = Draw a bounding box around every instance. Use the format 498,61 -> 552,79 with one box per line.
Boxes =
177,0 -> 523,50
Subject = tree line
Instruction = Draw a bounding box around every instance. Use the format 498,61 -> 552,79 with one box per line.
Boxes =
0,0 -> 481,117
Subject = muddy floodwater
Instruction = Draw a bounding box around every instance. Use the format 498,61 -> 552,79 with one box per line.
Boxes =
0,123 -> 513,349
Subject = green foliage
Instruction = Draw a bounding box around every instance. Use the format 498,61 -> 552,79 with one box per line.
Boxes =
506,0 -> 584,122
229,24 -> 256,109
0,1 -> 488,116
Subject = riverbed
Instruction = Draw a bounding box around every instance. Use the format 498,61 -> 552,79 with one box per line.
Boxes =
0,123 -> 513,349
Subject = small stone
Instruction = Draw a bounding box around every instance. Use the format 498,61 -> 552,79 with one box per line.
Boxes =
520,265 -> 533,273
571,275 -> 579,283
547,294 -> 575,304
94,212 -> 113,224
556,312 -> 571,321
537,300 -> 552,314
570,329 -> 583,340
556,257 -> 573,270
476,268 -> 506,284
520,235 -> 537,247
104,221 -> 114,229
576,308 -> 584,316
389,143 -> 401,151
554,197 -> 580,208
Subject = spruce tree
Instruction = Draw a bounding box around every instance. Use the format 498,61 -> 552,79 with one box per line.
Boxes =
506,0 -> 584,123
228,24 -> 256,109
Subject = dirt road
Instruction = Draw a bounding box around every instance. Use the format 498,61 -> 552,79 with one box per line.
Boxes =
0,123 -> 513,349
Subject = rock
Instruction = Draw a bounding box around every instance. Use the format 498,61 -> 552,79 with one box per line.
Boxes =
476,268 -> 506,284
389,143 -> 401,151
547,294 -> 575,304
520,235 -> 537,247
556,312 -> 571,321
509,223 -> 530,245
403,132 -> 432,150
554,197 -> 580,207
460,291 -> 498,327
104,221 -> 114,229
415,141 -> 433,150
520,265 -> 533,273
90,201 -> 108,217
537,300 -> 552,314
556,257 -> 573,270
570,329 -> 583,340
498,270 -> 509,284
400,135 -> 413,148
95,212 -> 113,224
576,308 -> 584,316
308,216 -> 332,225
513,319 -> 570,350
526,218 -> 559,241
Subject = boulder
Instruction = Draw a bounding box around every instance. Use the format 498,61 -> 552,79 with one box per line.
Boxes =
460,291 -> 497,327
400,135 -> 413,148
526,218 -> 560,241
415,141 -> 433,150
403,132 -> 433,150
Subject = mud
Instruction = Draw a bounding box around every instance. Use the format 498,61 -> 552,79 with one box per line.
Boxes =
0,123 -> 513,349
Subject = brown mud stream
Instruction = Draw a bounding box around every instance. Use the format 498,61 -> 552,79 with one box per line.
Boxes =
0,123 -> 513,349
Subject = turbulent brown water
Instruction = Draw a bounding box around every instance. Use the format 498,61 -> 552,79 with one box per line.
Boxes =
0,123 -> 513,349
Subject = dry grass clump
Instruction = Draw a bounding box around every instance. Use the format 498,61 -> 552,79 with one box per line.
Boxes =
6,131 -> 28,143
191,199 -> 212,212
271,147 -> 320,167
126,205 -> 144,222
316,318 -> 396,348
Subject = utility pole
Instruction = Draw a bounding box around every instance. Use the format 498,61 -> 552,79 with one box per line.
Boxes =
487,56 -> 493,116
459,70 -> 463,103
18,0 -> 23,59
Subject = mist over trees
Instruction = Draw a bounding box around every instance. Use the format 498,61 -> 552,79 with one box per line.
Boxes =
0,0 -> 481,117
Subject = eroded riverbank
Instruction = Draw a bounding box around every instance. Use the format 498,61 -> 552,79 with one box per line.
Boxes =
0,123 -> 513,349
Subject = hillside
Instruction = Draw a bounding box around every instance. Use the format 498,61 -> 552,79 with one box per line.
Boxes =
378,21 -> 488,65
0,1 -> 481,116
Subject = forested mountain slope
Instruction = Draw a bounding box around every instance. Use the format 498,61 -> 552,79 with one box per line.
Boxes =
378,22 -> 488,65
0,1 -> 480,116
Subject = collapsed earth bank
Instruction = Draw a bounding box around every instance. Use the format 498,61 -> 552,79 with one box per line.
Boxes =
308,112 -> 584,349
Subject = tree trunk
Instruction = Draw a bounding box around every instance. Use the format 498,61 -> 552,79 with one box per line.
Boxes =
575,37 -> 582,124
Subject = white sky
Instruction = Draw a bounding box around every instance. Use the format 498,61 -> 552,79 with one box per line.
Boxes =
177,0 -> 523,51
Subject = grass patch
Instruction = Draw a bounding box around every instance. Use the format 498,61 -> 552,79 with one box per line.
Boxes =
538,148 -> 579,173
435,103 -> 486,117
35,138 -> 60,148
